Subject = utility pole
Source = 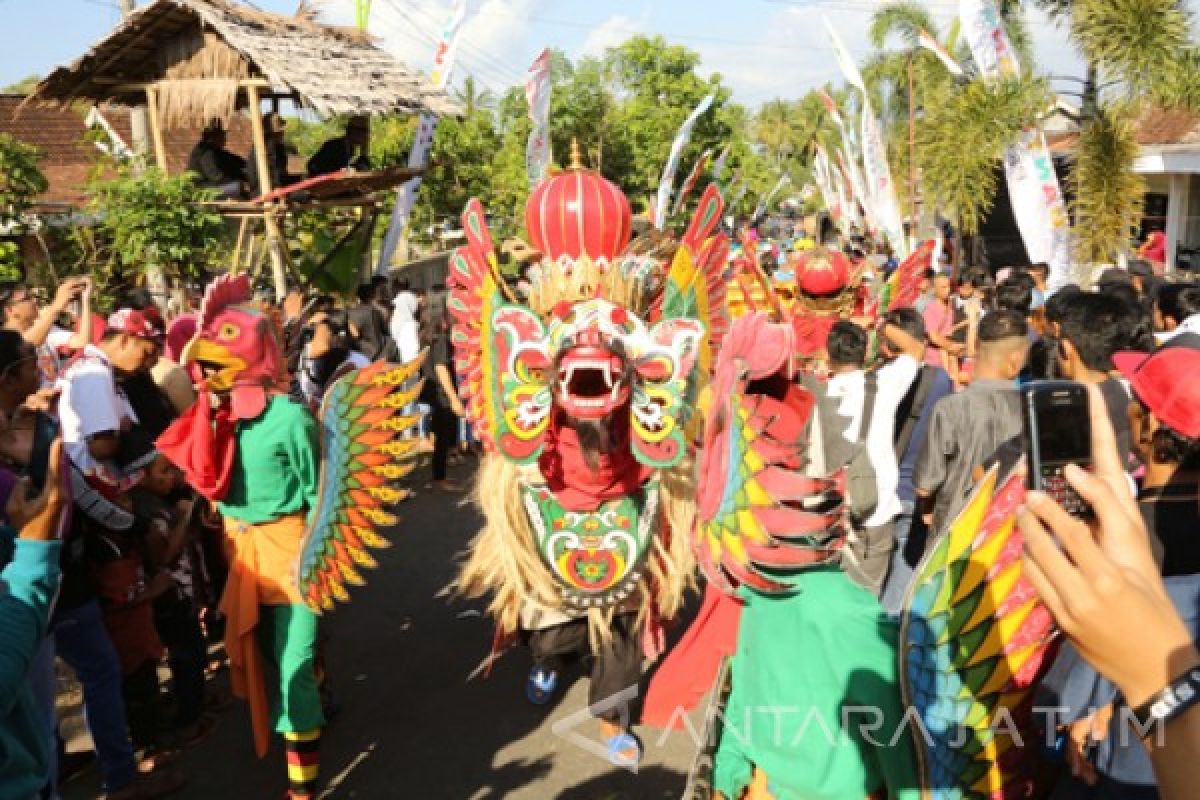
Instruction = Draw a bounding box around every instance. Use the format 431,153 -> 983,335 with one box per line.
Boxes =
118,0 -> 150,159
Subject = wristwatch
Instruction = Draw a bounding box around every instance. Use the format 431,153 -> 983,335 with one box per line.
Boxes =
1129,665 -> 1200,734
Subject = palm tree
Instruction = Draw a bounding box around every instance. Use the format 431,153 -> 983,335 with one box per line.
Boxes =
453,76 -> 497,118
861,1 -> 1049,239
1030,0 -> 1197,263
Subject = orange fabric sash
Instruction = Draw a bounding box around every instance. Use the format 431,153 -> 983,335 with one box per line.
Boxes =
220,514 -> 306,758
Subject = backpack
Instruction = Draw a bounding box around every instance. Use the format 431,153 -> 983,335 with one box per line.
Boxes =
893,365 -> 936,460
801,371 -> 879,525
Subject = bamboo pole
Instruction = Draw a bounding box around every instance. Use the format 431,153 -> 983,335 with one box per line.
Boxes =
144,86 -> 168,172
246,84 -> 288,298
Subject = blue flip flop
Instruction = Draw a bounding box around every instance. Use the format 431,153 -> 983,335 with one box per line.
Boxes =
606,731 -> 642,768
526,666 -> 558,705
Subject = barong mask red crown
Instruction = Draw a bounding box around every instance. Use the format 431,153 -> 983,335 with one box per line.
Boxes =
181,274 -> 283,421
449,162 -> 729,471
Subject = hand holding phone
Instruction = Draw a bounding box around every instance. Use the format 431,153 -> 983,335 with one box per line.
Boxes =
1021,381 -> 1094,518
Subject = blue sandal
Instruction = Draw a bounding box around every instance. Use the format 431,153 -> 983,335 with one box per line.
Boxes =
606,731 -> 642,768
526,666 -> 558,705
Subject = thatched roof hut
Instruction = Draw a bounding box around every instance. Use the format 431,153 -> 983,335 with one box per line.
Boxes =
28,0 -> 460,127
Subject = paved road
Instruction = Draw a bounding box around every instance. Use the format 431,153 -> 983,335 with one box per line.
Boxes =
64,460 -> 705,799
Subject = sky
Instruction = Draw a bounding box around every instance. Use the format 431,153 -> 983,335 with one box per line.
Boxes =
0,0 -> 1173,107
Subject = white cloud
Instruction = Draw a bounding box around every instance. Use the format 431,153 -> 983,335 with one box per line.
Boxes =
578,13 -> 649,59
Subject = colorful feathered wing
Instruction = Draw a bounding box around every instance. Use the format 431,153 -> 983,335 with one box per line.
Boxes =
879,238 -> 936,313
660,184 -> 729,374
694,313 -> 845,594
900,465 -> 1061,799
295,358 -> 425,613
448,200 -> 552,464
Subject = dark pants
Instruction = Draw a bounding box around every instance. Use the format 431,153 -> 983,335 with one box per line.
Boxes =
527,614 -> 642,723
842,520 -> 896,599
154,593 -> 207,728
122,661 -> 162,750
430,406 -> 458,481
881,508 -> 931,613
52,600 -> 138,790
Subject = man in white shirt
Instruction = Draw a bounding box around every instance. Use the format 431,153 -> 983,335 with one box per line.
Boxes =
820,320 -> 922,596
58,308 -> 161,496
390,281 -> 421,364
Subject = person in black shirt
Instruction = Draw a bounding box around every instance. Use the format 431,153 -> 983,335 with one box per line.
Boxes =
1056,292 -> 1136,468
186,123 -> 246,198
1121,337 -> 1200,576
419,291 -> 464,492
306,116 -> 370,178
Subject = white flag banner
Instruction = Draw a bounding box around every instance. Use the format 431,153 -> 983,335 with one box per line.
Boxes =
917,28 -> 965,76
838,146 -> 873,233
961,0 -> 1070,288
861,107 -> 909,257
376,0 -> 467,273
712,144 -> 732,184
655,93 -> 716,229
812,147 -> 837,222
525,48 -> 553,187
825,19 -> 906,255
753,174 -> 791,222
824,18 -> 866,92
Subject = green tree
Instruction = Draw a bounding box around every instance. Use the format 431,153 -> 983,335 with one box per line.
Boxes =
917,76 -> 1052,234
0,133 -> 48,280
1031,0 -> 1196,262
2,74 -> 41,95
87,166 -> 225,292
600,36 -> 733,211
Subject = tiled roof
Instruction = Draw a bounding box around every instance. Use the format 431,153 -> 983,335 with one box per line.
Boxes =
1135,107 -> 1200,146
0,94 -> 252,207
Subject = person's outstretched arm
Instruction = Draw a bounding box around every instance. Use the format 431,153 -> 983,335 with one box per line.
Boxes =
0,440 -> 65,715
1019,387 -> 1200,800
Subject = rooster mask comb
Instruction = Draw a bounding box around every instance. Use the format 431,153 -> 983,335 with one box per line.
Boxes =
181,274 -> 283,421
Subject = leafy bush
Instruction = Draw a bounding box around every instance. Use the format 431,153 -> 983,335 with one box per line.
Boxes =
87,165 -> 227,285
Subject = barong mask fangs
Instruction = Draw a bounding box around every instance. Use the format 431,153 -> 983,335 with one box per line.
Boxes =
449,161 -> 716,472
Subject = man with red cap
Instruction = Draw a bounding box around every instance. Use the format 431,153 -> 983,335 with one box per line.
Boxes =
1116,334 -> 1200,576
59,308 -> 162,497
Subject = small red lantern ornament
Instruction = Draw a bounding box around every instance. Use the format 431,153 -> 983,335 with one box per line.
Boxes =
794,248 -> 852,297
525,141 -> 632,264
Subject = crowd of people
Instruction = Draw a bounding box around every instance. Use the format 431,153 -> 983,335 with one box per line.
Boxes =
0,273 -> 462,799
0,232 -> 1198,800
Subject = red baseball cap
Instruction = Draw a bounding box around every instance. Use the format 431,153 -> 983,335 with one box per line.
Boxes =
1113,332 -> 1200,438
106,308 -> 162,341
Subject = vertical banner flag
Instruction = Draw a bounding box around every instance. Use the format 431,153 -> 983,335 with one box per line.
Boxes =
825,18 -> 908,257
655,93 -> 716,229
813,146 -> 844,232
753,174 -> 791,223
712,144 -> 732,184
376,0 -> 467,273
817,89 -> 874,230
728,170 -> 748,210
961,0 -> 1070,288
525,48 -> 553,187
917,28 -> 965,76
833,157 -> 861,231
673,148 -> 713,217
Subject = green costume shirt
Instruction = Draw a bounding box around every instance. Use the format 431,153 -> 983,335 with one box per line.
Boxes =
218,395 -> 320,524
713,568 -> 921,800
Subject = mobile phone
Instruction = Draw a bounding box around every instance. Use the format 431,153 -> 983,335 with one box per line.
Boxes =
1020,381 -> 1094,518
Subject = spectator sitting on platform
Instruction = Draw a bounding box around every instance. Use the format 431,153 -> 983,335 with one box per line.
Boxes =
186,123 -> 246,199
307,116 -> 370,178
